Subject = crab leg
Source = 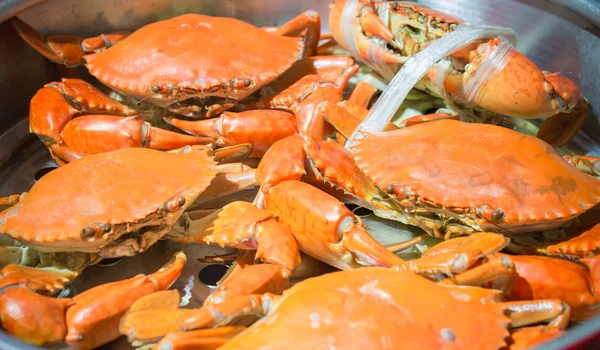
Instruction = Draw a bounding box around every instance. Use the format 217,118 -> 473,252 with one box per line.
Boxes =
64,251 -> 186,348
0,194 -> 25,210
165,110 -> 298,158
503,253 -> 600,322
31,79 -> 211,163
0,264 -> 79,292
121,261 -> 287,345
190,201 -> 301,274
538,223 -> 600,259
252,56 -> 359,110
563,155 -> 600,177
270,11 -> 321,58
502,300 -> 571,329
121,291 -> 281,345
58,114 -> 212,153
192,163 -> 259,206
153,326 -> 246,350
10,17 -> 127,67
438,253 -> 516,293
399,233 -> 510,275
213,144 -> 253,164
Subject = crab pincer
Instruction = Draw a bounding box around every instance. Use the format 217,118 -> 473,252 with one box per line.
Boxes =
0,251 -> 186,348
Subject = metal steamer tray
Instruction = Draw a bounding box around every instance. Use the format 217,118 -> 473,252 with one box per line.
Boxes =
0,0 -> 598,349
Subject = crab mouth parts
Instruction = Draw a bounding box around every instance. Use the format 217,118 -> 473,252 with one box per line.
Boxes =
100,224 -> 170,258
168,97 -> 239,119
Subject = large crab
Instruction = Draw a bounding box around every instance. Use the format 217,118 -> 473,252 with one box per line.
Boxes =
335,119 -> 600,241
328,0 -> 588,146
120,264 -> 569,349
0,146 -> 223,258
13,13 -> 366,163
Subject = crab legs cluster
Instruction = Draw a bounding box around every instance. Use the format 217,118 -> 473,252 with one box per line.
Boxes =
0,1 -> 599,349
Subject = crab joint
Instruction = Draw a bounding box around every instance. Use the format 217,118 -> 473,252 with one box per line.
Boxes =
81,222 -> 111,239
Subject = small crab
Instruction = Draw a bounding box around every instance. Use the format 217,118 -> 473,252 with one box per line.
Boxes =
0,146 -> 223,258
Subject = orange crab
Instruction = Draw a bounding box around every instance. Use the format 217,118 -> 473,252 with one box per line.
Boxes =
13,13 -> 350,163
0,146 -> 259,258
328,0 -> 588,146
0,251 -> 185,348
344,119 -> 600,240
121,265 -> 569,349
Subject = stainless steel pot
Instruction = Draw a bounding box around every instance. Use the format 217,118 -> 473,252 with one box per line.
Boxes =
0,1 -> 598,349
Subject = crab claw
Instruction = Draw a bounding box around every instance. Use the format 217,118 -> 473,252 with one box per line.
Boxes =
121,263 -> 285,345
538,223 -> 600,259
0,285 -> 70,346
30,78 -> 212,164
200,201 -> 301,275
328,0 -> 402,64
440,38 -> 587,145
265,180 -> 407,270
64,251 -> 186,349
165,110 -> 298,158
0,264 -> 78,292
407,232 -> 510,276
11,17 -> 126,67
502,253 -> 600,322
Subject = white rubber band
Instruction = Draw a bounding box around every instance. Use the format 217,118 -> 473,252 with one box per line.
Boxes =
340,0 -> 362,59
462,40 -> 516,105
366,37 -> 396,81
346,24 -> 518,149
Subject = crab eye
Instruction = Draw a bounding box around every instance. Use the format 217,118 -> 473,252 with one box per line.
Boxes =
337,216 -> 354,240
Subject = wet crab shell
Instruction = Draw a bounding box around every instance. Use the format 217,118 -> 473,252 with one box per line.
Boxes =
0,147 -> 217,255
220,268 -> 510,349
84,14 -> 305,106
352,119 -> 600,234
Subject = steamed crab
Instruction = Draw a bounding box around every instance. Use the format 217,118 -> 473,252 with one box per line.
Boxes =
13,13 -> 365,163
335,119 -> 600,240
120,264 -> 569,349
328,0 -> 588,146
0,145 -> 260,347
0,146 -> 220,258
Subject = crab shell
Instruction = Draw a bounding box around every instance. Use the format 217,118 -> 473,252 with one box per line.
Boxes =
352,119 -> 600,235
219,268 -> 511,349
0,147 -> 217,257
84,14 -> 305,106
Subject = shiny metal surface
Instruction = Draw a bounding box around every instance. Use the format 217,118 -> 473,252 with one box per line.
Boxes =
0,0 -> 598,349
